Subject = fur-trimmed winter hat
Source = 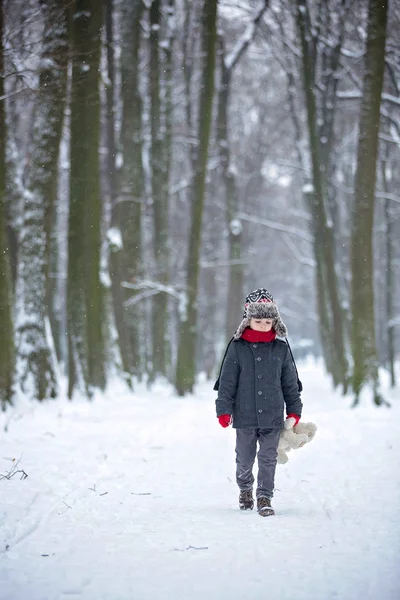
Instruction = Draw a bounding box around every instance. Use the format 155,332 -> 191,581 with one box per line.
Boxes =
233,288 -> 288,340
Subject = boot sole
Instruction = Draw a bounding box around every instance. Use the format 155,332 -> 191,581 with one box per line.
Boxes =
258,508 -> 275,517
239,504 -> 254,510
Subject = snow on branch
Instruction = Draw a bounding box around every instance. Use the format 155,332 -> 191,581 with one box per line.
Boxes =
340,48 -> 365,59
336,90 -> 362,100
389,122 -> 400,149
282,233 -> 315,268
107,227 -> 123,250
388,316 -> 400,328
376,191 -> 400,205
337,91 -> 400,108
121,279 -> 184,301
238,212 -> 313,243
379,133 -> 400,146
121,280 -> 187,319
0,87 -> 32,102
123,289 -> 159,308
382,93 -> 400,107
225,0 -> 270,72
201,257 -> 254,269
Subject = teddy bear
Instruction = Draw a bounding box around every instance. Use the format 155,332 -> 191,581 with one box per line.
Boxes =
277,417 -> 317,464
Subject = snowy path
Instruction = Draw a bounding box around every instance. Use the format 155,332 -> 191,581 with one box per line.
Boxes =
1,363 -> 399,600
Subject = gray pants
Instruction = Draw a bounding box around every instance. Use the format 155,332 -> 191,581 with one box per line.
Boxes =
235,428 -> 281,499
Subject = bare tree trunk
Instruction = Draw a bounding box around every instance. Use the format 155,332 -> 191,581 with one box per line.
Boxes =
149,0 -> 172,380
378,145 -> 396,388
105,0 -> 116,204
218,52 -> 244,341
296,0 -> 348,390
0,0 -> 14,408
115,0 -> 144,377
175,0 -> 218,395
16,0 -> 69,400
350,0 -> 388,405
104,0 -> 133,380
68,1 -> 105,397
383,202 -> 395,389
45,6 -> 69,367
161,0 -> 175,379
216,2 -> 269,340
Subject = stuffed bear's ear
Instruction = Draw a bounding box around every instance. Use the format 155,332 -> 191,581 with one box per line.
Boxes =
298,422 -> 317,440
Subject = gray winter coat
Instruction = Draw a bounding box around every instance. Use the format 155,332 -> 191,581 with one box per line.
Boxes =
215,338 -> 302,429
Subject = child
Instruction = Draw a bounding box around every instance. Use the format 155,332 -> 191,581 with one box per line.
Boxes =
215,288 -> 302,516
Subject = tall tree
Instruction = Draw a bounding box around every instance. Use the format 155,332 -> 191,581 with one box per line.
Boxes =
104,0 -> 116,206
0,0 -> 14,408
161,0 -> 175,379
67,1 -> 105,397
175,0 -> 218,395
296,0 -> 349,390
149,0 -> 172,380
104,0 -> 132,378
112,0 -> 145,377
217,1 -> 269,340
381,153 -> 396,388
16,0 -> 69,400
350,0 -> 388,405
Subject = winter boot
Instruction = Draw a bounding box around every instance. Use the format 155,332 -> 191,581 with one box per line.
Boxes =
239,489 -> 254,510
257,496 -> 275,517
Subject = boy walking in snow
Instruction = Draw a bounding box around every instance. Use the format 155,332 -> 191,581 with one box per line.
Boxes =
215,288 -> 302,516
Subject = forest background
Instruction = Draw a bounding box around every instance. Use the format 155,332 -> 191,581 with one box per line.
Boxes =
0,0 -> 399,408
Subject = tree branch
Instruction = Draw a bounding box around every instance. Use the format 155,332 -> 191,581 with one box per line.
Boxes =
0,457 -> 28,481
238,212 -> 313,242
225,0 -> 270,71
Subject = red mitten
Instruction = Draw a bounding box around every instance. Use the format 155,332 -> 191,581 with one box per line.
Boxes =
218,414 -> 232,428
286,413 -> 301,427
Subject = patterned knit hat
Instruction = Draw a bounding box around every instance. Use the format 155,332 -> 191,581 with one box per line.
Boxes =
233,287 -> 288,340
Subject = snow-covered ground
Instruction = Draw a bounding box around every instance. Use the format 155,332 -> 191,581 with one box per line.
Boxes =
1,361 -> 399,600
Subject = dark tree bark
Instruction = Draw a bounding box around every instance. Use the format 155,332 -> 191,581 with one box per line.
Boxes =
216,47 -> 245,340
104,0 -> 133,380
381,157 -> 396,388
175,0 -> 218,395
350,0 -> 388,405
217,2 -> 269,340
296,0 -> 349,390
149,0 -> 172,380
376,137 -> 397,389
0,0 -> 14,408
113,0 -> 145,377
160,0 -> 175,378
67,1 -> 105,397
16,0 -> 69,400
105,0 -> 116,204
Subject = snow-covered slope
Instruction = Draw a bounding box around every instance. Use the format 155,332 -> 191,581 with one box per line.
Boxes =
1,361 -> 399,600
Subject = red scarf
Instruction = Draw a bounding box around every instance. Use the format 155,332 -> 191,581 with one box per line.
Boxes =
241,327 -> 276,343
